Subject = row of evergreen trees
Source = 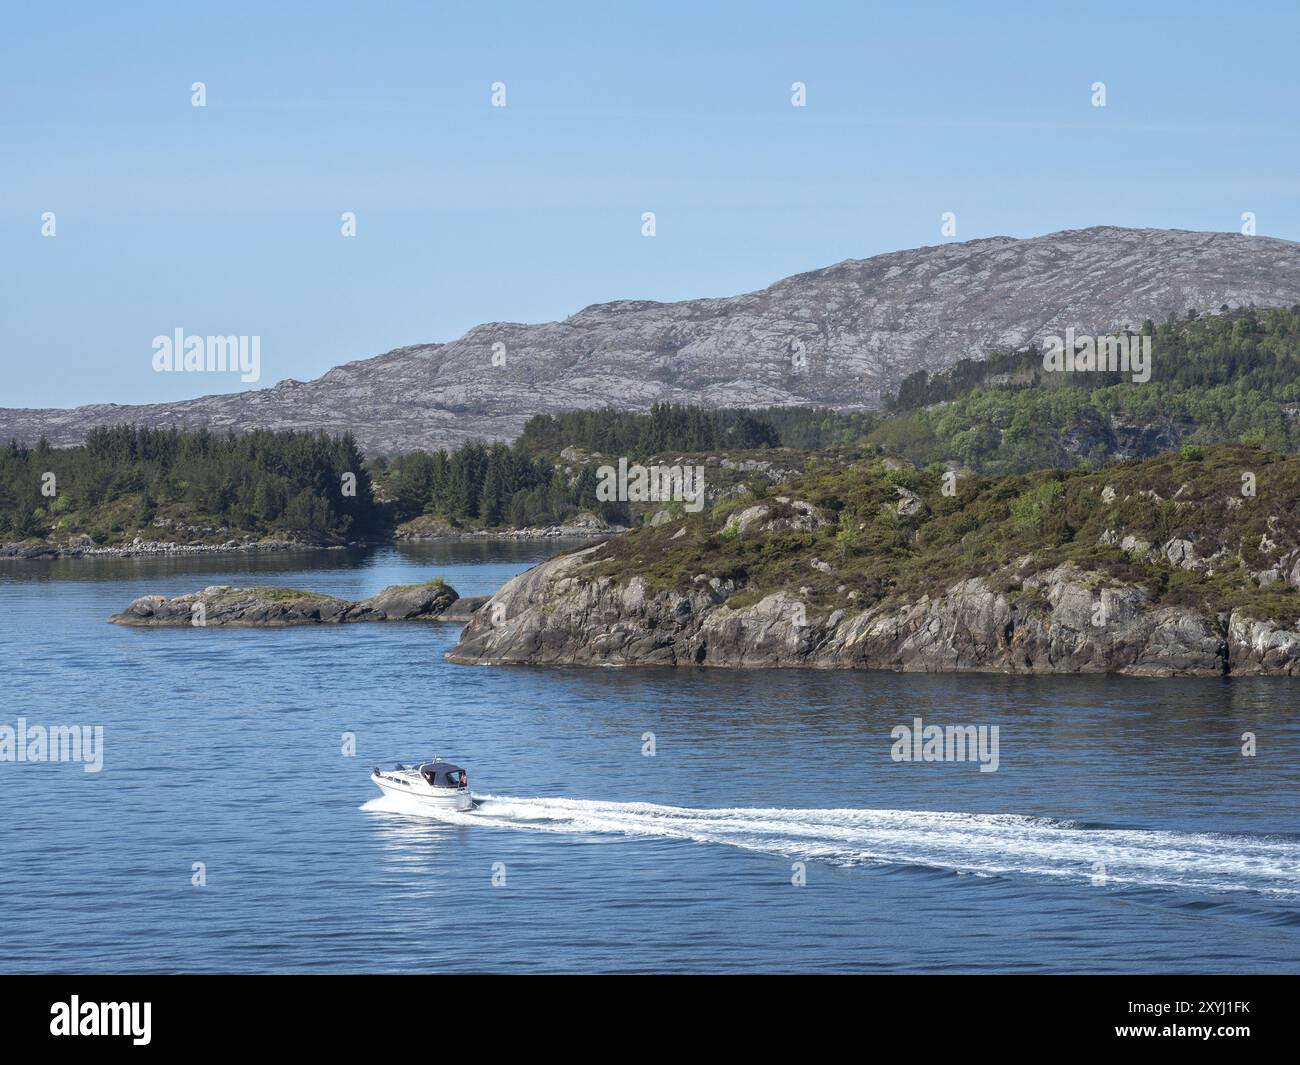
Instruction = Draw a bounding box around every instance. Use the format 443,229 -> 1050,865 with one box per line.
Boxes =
9,409 -> 836,539
0,426 -> 380,540
373,405 -> 876,529
516,403 -> 875,455
888,306 -> 1300,413
374,442 -> 629,527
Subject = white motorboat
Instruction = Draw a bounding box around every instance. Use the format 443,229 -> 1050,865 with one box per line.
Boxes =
370,758 -> 474,811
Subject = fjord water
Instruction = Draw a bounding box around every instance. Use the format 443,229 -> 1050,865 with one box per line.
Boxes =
1,544 -> 1297,974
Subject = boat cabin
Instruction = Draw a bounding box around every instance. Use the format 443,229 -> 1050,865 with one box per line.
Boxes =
420,762 -> 468,789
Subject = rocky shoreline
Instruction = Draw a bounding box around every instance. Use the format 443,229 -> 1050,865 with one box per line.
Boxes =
1,525 -> 620,561
1,535 -> 347,561
446,546 -> 1300,676
395,526 -> 622,542
393,513 -> 625,542
111,580 -> 485,627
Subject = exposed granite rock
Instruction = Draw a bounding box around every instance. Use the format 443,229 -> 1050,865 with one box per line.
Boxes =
110,580 -> 459,627
447,552 -> 1300,676
440,595 -> 489,622
1228,612 -> 1300,675
1164,538 -> 1198,569
6,227 -> 1300,454
894,486 -> 928,518
722,498 -> 828,536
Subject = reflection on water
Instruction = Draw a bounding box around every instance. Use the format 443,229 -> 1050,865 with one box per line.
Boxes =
0,539 -> 592,591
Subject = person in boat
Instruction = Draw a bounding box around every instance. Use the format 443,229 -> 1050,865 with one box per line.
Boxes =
420,763 -> 468,790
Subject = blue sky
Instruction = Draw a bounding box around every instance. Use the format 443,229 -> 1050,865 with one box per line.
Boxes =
2,0 -> 1298,408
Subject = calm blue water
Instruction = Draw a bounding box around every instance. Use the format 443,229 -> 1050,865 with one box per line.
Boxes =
1,543 -> 1297,974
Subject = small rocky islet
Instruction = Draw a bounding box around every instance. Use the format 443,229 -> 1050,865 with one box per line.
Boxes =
109,578 -> 486,628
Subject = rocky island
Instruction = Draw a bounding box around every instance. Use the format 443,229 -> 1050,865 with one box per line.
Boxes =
111,578 -> 483,627
448,444 -> 1300,676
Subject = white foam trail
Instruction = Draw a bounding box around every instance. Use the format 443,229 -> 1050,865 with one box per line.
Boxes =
362,793 -> 1300,896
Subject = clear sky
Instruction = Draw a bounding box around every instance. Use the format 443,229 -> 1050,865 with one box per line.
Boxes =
2,0 -> 1298,408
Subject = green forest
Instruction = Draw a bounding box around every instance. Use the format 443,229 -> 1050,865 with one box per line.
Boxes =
874,305 -> 1300,473
373,404 -> 876,529
515,403 -> 875,454
374,442 -> 629,529
4,306 -> 1300,546
0,426 -> 380,543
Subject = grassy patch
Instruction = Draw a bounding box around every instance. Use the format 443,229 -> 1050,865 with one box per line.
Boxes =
375,576 -> 448,594
213,585 -> 337,604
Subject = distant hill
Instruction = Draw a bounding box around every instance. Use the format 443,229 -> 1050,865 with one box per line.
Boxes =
4,226 -> 1300,454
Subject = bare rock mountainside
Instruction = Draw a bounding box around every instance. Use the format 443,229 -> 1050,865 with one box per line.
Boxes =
7,226 -> 1300,454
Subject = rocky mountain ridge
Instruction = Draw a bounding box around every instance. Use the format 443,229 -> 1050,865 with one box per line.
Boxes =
6,226 -> 1300,454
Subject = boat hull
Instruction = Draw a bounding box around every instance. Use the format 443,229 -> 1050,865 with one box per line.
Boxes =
371,772 -> 473,811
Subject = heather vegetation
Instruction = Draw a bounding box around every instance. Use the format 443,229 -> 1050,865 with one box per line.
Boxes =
591,443 -> 1300,624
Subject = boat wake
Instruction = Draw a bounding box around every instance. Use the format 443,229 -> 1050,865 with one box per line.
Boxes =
362,793 -> 1300,896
